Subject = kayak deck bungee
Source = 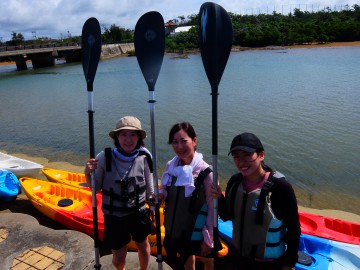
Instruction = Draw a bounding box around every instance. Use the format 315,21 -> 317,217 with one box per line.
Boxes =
20,177 -> 104,240
299,211 -> 360,245
0,169 -> 21,202
22,175 -> 228,258
218,219 -> 360,270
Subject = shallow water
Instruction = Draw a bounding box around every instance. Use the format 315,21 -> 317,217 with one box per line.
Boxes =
1,46 -> 359,214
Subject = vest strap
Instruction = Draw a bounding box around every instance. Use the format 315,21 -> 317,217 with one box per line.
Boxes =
255,175 -> 275,225
189,167 -> 212,213
105,147 -> 112,171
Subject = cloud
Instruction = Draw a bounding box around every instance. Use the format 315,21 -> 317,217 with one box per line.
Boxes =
0,0 -> 358,42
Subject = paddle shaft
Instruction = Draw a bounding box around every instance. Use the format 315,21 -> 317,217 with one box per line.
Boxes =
199,3 -> 233,269
82,17 -> 102,270
148,91 -> 163,269
211,84 -> 220,267
87,90 -> 101,269
134,12 -> 165,269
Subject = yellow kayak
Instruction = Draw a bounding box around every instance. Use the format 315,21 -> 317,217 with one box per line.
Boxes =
41,167 -> 89,189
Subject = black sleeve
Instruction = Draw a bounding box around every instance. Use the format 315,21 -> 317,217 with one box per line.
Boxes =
218,174 -> 241,221
270,178 -> 301,268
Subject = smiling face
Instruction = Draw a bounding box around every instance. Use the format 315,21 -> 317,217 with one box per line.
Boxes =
117,129 -> 140,153
171,129 -> 197,165
232,150 -> 265,180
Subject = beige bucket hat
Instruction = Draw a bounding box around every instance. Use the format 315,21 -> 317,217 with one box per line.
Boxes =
109,116 -> 147,139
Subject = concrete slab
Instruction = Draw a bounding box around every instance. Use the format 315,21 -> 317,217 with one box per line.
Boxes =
0,213 -> 172,269
0,195 -> 233,269
0,213 -> 94,269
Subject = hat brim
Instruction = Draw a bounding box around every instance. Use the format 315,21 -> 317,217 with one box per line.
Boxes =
228,146 -> 257,155
109,127 -> 147,139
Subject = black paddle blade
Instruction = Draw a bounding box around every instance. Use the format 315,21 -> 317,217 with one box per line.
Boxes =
81,17 -> 102,92
199,2 -> 233,91
134,11 -> 165,91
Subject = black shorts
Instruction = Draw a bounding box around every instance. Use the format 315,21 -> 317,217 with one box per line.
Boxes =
164,231 -> 221,262
236,256 -> 283,270
103,213 -> 151,250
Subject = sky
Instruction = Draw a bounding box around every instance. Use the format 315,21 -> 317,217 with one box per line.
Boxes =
0,0 -> 358,42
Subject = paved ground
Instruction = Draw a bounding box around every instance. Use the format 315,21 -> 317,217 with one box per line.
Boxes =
0,194 -> 174,270
0,194 -> 235,269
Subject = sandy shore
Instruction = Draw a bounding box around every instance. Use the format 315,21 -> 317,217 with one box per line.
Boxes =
1,41 -> 360,67
1,150 -> 360,224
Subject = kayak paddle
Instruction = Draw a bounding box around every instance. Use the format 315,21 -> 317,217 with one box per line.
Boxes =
81,17 -> 102,270
134,11 -> 165,270
199,2 -> 233,268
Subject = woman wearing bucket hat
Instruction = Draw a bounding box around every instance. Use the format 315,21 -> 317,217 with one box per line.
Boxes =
212,132 -> 300,270
158,122 -> 218,270
85,116 -> 155,270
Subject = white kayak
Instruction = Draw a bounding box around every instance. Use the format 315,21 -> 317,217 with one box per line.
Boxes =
0,152 -> 43,177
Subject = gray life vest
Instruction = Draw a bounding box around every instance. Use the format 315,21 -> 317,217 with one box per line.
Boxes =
101,149 -> 152,217
226,172 -> 287,259
164,167 -> 212,241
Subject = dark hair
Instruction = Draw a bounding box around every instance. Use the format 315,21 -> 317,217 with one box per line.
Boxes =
113,131 -> 144,149
168,122 -> 197,144
255,149 -> 273,172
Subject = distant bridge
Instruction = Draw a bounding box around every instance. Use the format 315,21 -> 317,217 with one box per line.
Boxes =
0,43 -> 81,71
0,43 -> 135,71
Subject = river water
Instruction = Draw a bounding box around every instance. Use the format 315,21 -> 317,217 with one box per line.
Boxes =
1,46 -> 359,214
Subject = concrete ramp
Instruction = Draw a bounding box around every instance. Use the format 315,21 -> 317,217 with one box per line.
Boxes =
0,213 -> 171,269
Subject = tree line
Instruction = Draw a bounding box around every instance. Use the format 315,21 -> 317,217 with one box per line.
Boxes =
3,5 -> 359,51
169,4 -> 360,50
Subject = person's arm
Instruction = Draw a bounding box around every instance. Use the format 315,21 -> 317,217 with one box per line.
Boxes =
144,158 -> 154,200
158,162 -> 170,204
84,151 -> 105,193
271,178 -> 300,268
218,174 -> 240,221
202,172 -> 215,248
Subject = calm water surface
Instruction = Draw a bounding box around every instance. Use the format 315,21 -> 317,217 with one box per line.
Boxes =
1,46 -> 359,214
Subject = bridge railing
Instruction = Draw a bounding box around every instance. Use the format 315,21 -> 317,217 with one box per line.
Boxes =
0,43 -> 79,52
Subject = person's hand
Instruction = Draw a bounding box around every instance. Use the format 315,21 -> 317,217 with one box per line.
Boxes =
150,211 -> 156,235
84,158 -> 98,175
200,241 -> 212,257
158,193 -> 165,206
150,218 -> 156,235
211,183 -> 222,199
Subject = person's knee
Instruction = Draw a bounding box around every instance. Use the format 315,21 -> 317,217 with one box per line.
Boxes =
135,239 -> 150,252
184,255 -> 196,270
112,248 -> 127,269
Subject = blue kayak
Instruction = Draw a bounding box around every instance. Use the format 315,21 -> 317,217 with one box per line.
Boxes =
0,169 -> 21,202
218,219 -> 360,270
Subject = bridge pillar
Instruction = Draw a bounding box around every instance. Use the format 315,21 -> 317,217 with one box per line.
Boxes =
14,56 -> 28,71
30,53 -> 55,69
61,49 -> 81,63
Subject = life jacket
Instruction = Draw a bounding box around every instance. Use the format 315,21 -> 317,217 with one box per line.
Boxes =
101,148 -> 153,217
164,167 -> 212,241
226,171 -> 287,259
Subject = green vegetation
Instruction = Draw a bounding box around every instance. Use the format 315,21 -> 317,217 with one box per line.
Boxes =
101,24 -> 133,44
167,4 -> 360,50
2,5 -> 359,51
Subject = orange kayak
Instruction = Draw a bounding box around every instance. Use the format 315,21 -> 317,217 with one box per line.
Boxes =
20,177 -> 104,240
